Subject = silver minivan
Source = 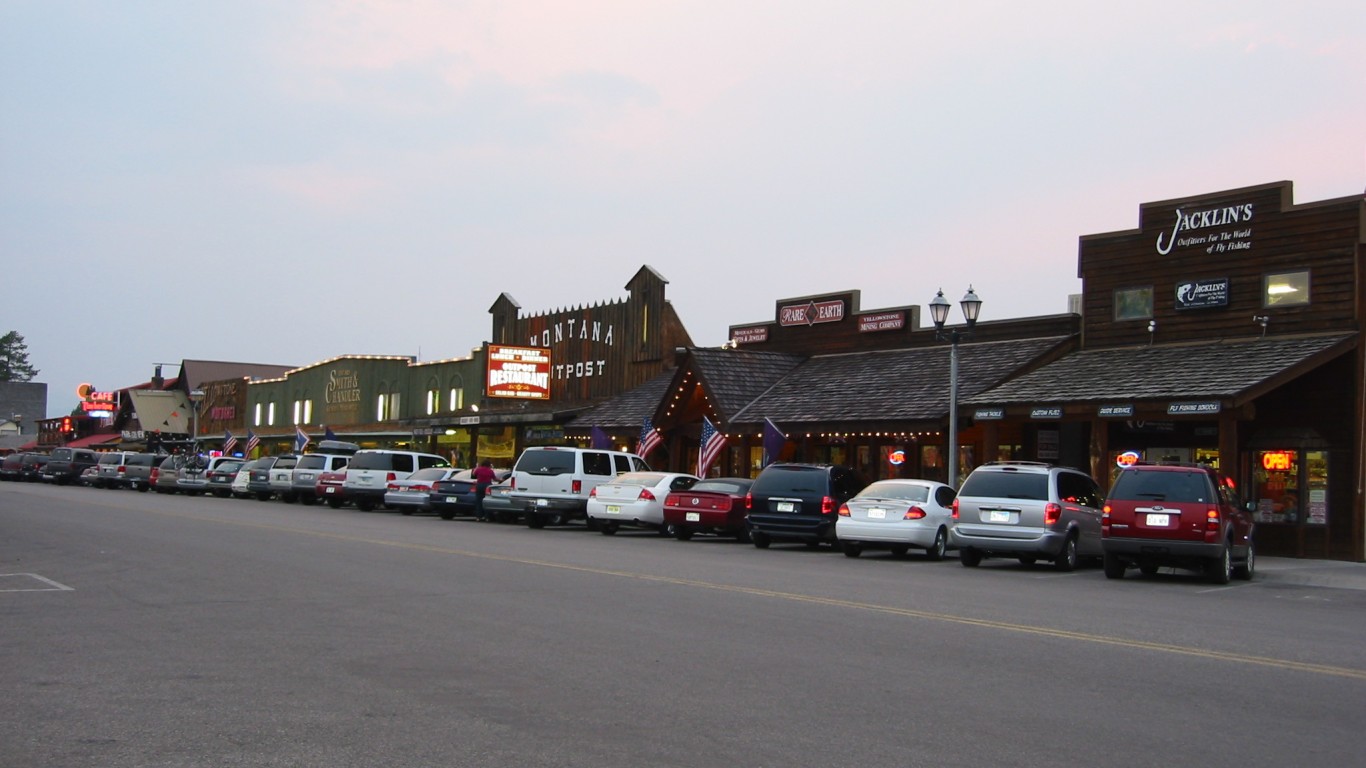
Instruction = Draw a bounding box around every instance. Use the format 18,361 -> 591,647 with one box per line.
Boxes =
343,449 -> 450,511
509,446 -> 650,528
949,461 -> 1105,571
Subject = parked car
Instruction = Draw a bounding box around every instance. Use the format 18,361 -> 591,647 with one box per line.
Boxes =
246,456 -> 279,501
836,478 -> 957,559
509,446 -> 651,528
2,452 -> 30,481
205,459 -> 246,498
290,441 -> 360,505
77,465 -> 101,486
343,449 -> 451,511
478,480 -> 521,523
663,477 -> 756,541
1101,463 -> 1256,584
950,461 -> 1105,571
42,447 -> 99,485
745,463 -> 865,549
232,458 -> 268,499
175,455 -> 215,495
19,453 -> 49,482
118,453 -> 160,492
587,471 -> 700,535
92,451 -> 131,489
430,467 -> 511,520
151,455 -> 183,494
315,469 -> 348,508
267,454 -> 301,502
385,467 -> 465,515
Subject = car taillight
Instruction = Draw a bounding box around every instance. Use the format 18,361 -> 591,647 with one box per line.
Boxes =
386,473 -> 397,482
639,488 -> 656,501
903,506 -> 926,520
117,465 -> 127,474
1206,508 -> 1221,531
589,486 -> 598,498
150,468 -> 159,482
837,503 -> 851,517
413,484 -> 430,493
664,494 -> 679,506
744,492 -> 753,510
1101,505 -> 1112,534
572,479 -> 582,494
951,498 -> 959,519
387,483 -> 401,491
510,477 -> 517,490
1044,502 -> 1061,525
821,496 -> 835,514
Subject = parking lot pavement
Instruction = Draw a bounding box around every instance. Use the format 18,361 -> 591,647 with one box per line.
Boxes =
1257,557 -> 1366,591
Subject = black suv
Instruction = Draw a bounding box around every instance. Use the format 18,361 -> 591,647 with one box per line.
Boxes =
745,463 -> 865,549
1102,464 -> 1256,584
43,447 -> 99,485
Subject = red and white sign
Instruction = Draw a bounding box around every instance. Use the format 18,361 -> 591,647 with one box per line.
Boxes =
487,345 -> 552,400
858,311 -> 905,333
779,300 -> 845,327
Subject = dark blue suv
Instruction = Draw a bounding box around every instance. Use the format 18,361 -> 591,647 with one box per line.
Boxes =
745,463 -> 865,549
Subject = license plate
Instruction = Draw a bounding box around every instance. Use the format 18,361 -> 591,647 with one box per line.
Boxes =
606,505 -> 620,514
325,487 -> 335,494
445,497 -> 457,503
867,508 -> 886,519
777,502 -> 795,512
536,498 -> 549,507
685,512 -> 700,522
1146,513 -> 1170,527
987,510 -> 1012,523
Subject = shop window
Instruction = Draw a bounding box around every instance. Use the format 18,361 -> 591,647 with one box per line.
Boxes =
449,387 -> 464,411
376,394 -> 386,422
267,402 -> 276,426
426,390 -> 439,416
1263,270 -> 1309,307
1114,286 -> 1153,321
1252,449 -> 1328,526
292,400 -> 302,425
303,399 -> 312,424
254,403 -> 262,427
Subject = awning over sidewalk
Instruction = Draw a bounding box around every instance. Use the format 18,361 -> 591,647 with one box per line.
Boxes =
964,332 -> 1356,409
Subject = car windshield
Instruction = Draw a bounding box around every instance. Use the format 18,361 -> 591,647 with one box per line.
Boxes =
1109,470 -> 1212,503
409,468 -> 451,481
854,481 -> 930,502
958,471 -> 1049,500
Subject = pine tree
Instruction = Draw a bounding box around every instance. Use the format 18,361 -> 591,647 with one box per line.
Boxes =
0,331 -> 39,382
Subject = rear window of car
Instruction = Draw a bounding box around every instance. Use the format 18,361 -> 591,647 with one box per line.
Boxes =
129,454 -> 158,467
409,467 -> 451,481
1109,470 -> 1213,503
751,466 -> 828,496
98,453 -> 124,465
958,470 -> 1049,500
272,456 -> 298,470
516,449 -> 576,475
855,481 -> 929,502
350,452 -> 398,471
296,455 -> 327,470
614,472 -> 664,486
51,449 -> 73,461
688,479 -> 753,495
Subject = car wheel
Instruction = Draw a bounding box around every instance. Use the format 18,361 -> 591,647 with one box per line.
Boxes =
256,492 -> 272,502
751,532 -> 771,549
959,547 -> 982,567
280,494 -> 297,504
439,509 -> 455,521
1138,562 -> 1160,576
841,541 -> 863,558
1017,556 -> 1037,566
674,527 -> 694,541
927,528 -> 948,561
356,498 -> 375,512
526,514 -> 546,529
1103,553 -> 1127,579
327,498 -> 342,509
400,507 -> 414,516
889,544 -> 910,558
1207,544 -> 1232,585
1053,534 -> 1078,572
734,528 -> 751,543
1234,541 -> 1256,581
599,521 -> 618,536
136,484 -> 149,493
213,490 -> 229,499
299,495 -> 316,506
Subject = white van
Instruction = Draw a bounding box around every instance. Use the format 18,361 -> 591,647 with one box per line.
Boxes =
343,449 -> 451,511
509,446 -> 650,528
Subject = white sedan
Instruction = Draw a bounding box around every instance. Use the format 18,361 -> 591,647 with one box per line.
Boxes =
835,479 -> 957,559
587,471 -> 700,535
384,467 -> 465,515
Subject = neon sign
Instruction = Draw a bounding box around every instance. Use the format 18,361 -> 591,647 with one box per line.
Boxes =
1116,450 -> 1141,469
887,449 -> 906,466
1261,451 -> 1295,471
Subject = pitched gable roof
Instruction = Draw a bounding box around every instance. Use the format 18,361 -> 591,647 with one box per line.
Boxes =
567,371 -> 677,430
688,348 -> 805,420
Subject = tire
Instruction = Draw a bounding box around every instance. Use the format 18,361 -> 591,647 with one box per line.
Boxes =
327,498 -> 343,509
300,495 -> 316,506
256,492 -> 272,502
526,514 -> 546,529
599,521 -> 618,536
400,507 -> 414,516
926,528 -> 948,561
1206,544 -> 1232,585
1017,556 -> 1037,566
1139,562 -> 1160,576
1234,541 -> 1256,581
439,509 -> 455,521
889,544 -> 910,558
841,541 -> 863,558
1053,534 -> 1079,572
659,524 -> 674,538
280,493 -> 297,504
356,498 -> 375,512
213,490 -> 230,499
674,527 -> 694,541
734,529 -> 751,543
136,484 -> 149,493
959,547 -> 982,567
751,532 -> 771,549
1103,553 -> 1126,579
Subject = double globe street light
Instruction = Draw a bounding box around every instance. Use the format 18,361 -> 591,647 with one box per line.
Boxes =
929,286 -> 983,487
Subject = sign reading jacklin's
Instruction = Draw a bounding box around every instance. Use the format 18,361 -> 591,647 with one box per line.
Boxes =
487,345 -> 552,400
1175,277 -> 1229,310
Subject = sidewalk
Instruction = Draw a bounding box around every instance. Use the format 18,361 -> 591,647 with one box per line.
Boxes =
1256,557 -> 1366,591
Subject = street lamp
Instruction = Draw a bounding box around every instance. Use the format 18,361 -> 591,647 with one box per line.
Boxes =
930,286 -> 982,487
188,389 -> 205,452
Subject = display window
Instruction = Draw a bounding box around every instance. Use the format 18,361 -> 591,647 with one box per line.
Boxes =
1253,449 -> 1328,526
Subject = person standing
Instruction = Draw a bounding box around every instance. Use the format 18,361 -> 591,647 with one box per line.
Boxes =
472,459 -> 498,521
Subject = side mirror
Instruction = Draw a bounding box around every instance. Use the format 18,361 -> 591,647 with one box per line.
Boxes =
1244,501 -> 1257,513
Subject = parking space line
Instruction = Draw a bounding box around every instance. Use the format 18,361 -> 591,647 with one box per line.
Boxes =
0,573 -> 75,592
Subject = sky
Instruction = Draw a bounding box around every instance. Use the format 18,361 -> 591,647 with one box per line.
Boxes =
3,1 -> 1363,418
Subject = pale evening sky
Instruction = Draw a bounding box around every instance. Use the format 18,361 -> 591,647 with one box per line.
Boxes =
2,1 -> 1363,417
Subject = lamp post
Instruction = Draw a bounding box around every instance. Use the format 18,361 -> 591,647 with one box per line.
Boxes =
189,389 -> 205,453
929,286 -> 982,487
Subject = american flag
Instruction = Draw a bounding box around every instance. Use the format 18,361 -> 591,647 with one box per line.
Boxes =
295,426 -> 310,452
637,417 -> 662,460
222,430 -> 238,455
324,426 -> 337,441
697,416 -> 729,477
244,429 -> 260,455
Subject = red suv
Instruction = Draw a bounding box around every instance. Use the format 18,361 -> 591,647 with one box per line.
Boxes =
1101,464 -> 1255,584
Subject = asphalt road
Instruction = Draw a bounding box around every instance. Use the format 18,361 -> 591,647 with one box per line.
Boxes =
3,481 -> 1365,767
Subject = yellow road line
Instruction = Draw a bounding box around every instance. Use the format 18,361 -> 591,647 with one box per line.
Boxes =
147,507 -> 1366,682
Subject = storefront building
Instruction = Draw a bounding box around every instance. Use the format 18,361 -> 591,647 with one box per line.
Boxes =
964,181 -> 1363,560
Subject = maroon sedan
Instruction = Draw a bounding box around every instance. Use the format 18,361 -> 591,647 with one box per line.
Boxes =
663,477 -> 755,541
316,469 -> 348,508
